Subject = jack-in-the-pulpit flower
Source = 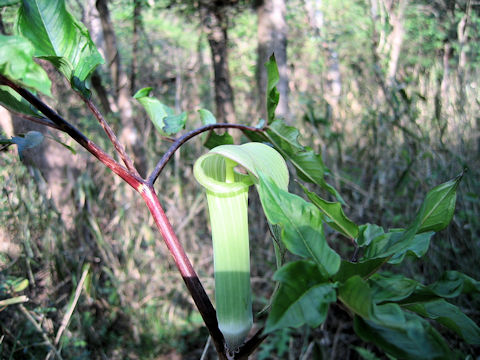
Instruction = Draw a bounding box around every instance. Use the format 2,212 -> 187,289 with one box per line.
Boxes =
194,142 -> 288,351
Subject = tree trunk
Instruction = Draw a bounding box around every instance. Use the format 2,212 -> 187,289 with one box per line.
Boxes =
201,6 -> 236,124
384,0 -> 408,87
131,0 -> 142,93
96,0 -> 146,176
305,0 -> 341,116
256,0 -> 289,121
456,3 -> 471,113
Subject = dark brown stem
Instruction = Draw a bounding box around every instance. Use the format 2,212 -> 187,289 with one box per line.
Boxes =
236,327 -> 268,359
147,123 -> 264,186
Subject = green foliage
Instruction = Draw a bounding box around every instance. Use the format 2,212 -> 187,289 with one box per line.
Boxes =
265,260 -> 336,333
17,0 -> 103,96
134,87 -> 186,136
0,34 -> 51,96
258,174 -> 341,278
198,108 -> 234,149
301,183 -> 358,239
265,54 -> 280,124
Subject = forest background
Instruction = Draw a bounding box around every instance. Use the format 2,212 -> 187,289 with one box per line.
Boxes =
0,0 -> 479,359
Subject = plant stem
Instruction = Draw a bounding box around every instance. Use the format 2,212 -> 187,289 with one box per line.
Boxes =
147,123 -> 263,186
82,97 -> 140,177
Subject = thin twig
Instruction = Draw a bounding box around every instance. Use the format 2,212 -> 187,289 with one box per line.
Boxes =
83,98 -> 140,177
147,123 -> 264,185
9,111 -> 61,130
19,304 -> 63,360
200,336 -> 212,360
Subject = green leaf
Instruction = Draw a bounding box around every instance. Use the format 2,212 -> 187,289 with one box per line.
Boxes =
369,273 -> 418,303
12,278 -> 29,292
403,299 -> 480,345
0,35 -> 51,96
133,87 -> 174,136
333,258 -> 387,283
163,112 -> 187,135
258,174 -> 341,278
0,86 -> 42,116
198,108 -> 216,125
265,119 -> 343,202
265,54 -> 280,124
17,0 -> 103,95
416,174 -> 462,233
356,224 -> 385,247
265,260 -> 336,333
354,347 -> 383,360
361,175 -> 462,263
400,271 -> 480,303
338,276 -> 373,318
197,108 -> 234,149
203,131 -> 234,149
354,304 -> 453,360
0,0 -> 20,5
301,184 -> 358,239
363,230 -> 434,263
133,87 -> 152,99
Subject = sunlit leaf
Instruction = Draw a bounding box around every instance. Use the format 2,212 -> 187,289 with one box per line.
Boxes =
0,34 -> 51,97
133,87 -> 175,136
258,174 -> 341,278
12,278 -> 29,292
17,0 -> 103,96
163,112 -> 187,135
198,108 -> 216,125
361,175 -> 461,264
265,260 -> 336,333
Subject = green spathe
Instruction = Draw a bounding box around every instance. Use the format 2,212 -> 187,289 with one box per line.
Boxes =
194,142 -> 288,350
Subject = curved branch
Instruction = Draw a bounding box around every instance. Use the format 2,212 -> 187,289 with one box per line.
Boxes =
147,123 -> 264,186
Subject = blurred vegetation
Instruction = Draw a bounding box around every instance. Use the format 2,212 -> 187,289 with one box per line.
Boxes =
1,0 -> 479,359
